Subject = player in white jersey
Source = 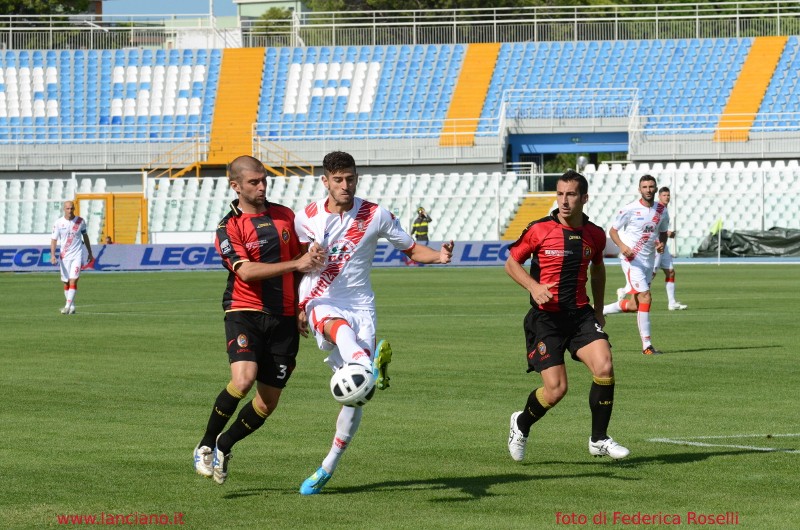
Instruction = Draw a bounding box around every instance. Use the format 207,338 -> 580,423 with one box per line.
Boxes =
602,175 -> 669,355
50,200 -> 93,314
295,151 -> 454,495
652,187 -> 687,311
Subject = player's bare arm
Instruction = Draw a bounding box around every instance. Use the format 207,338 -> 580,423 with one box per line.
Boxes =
50,239 -> 57,265
589,261 -> 607,327
297,309 -> 309,337
404,240 -> 454,264
505,256 -> 555,306
83,233 -> 94,261
609,227 -> 633,258
235,244 -> 325,282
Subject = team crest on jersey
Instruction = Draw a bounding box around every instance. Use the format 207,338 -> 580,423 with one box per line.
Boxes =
328,239 -> 355,262
583,245 -> 591,258
237,334 -> 248,348
281,228 -> 291,243
357,220 -> 366,232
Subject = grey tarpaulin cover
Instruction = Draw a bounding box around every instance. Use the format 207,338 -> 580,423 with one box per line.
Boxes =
693,227 -> 800,257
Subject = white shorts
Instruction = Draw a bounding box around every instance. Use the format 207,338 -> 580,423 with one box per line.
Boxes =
306,302 -> 377,372
620,257 -> 653,294
653,246 -> 674,272
59,254 -> 85,282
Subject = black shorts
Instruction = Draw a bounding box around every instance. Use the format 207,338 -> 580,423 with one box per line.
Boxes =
224,311 -> 300,389
523,306 -> 610,373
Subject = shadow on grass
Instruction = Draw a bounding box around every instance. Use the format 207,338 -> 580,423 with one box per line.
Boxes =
223,471 -> 626,501
541,449 -> 771,468
665,344 -> 779,354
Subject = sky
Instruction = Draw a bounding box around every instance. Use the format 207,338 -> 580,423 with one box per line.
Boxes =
101,0 -> 238,18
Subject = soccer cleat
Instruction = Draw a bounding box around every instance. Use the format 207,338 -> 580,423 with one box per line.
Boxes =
67,305 -> 76,315
193,445 -> 213,477
373,339 -> 392,390
642,345 -> 663,356
588,437 -> 630,459
299,466 -> 332,495
507,411 -> 528,462
616,287 -> 627,301
212,435 -> 232,485
60,306 -> 69,314
668,302 -> 688,311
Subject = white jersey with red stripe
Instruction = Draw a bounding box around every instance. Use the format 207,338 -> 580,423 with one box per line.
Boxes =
611,199 -> 669,267
51,215 -> 88,261
295,197 -> 415,311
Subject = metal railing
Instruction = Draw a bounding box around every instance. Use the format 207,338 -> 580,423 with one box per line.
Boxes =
1,2 -> 800,49
243,1 -> 800,47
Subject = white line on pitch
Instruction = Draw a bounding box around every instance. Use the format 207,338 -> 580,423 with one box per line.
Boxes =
648,438 -> 800,454
682,433 -> 800,440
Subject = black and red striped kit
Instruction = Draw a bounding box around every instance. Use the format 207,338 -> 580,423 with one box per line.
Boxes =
215,199 -> 301,315
509,209 -> 607,312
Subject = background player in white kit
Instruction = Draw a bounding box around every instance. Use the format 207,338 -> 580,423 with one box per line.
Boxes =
652,187 -> 687,311
602,175 -> 669,355
50,200 -> 93,314
294,151 -> 454,495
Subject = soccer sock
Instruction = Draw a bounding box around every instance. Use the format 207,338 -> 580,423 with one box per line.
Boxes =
589,376 -> 615,442
603,301 -> 622,315
637,302 -> 652,349
63,285 -> 69,302
665,279 -> 676,305
217,399 -> 269,455
329,320 -> 370,367
200,382 -> 245,449
516,387 -> 552,436
321,405 -> 363,473
66,287 -> 76,306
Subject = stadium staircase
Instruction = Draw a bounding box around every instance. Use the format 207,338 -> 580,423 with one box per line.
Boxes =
205,48 -> 280,170
715,36 -> 787,142
501,193 -> 556,240
440,43 -> 500,147
112,195 -> 146,244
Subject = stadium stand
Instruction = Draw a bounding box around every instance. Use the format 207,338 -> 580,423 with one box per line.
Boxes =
2,5 -> 800,254
0,48 -> 219,143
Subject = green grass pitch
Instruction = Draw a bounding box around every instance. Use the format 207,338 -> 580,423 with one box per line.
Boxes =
1,265 -> 798,529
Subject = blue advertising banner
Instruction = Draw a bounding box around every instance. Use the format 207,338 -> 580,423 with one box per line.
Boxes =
1,242 -> 514,272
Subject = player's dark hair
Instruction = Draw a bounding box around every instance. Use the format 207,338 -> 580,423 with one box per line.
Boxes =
560,169 -> 589,195
639,174 -> 657,186
659,186 -> 670,194
323,151 -> 357,176
228,155 -> 266,183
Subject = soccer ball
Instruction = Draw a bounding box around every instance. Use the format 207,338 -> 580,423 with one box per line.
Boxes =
330,363 -> 376,407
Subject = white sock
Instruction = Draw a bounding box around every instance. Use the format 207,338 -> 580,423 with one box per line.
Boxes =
331,322 -> 370,367
321,406 -> 363,473
637,307 -> 652,349
603,302 -> 622,315
66,287 -> 76,307
666,281 -> 676,305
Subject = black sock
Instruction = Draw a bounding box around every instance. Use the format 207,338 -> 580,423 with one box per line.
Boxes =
216,400 -> 267,454
589,376 -> 615,442
199,385 -> 243,448
517,388 -> 552,436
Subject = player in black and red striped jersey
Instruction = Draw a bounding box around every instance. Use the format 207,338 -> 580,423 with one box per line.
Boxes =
193,155 -> 325,485
505,169 -> 630,462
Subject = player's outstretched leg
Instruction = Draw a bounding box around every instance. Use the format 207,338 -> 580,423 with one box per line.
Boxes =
299,466 -> 333,495
373,339 -> 392,390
